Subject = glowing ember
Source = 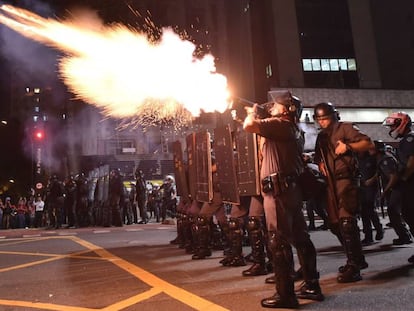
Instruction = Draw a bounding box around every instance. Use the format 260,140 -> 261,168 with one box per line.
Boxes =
0,4 -> 231,126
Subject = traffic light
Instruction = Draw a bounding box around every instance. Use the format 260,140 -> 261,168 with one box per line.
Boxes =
33,129 -> 44,141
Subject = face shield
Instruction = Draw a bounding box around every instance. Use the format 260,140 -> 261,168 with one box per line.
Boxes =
382,112 -> 411,139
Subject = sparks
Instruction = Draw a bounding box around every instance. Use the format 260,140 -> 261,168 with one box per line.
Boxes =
0,4 -> 231,126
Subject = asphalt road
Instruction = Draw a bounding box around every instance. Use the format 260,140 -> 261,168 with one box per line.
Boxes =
1,219 -> 414,311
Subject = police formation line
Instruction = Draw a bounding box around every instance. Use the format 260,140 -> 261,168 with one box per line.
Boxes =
0,169 -> 178,230
168,90 -> 414,309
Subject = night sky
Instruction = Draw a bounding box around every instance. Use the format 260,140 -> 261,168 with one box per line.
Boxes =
0,0 -> 122,196
0,0 -> 208,197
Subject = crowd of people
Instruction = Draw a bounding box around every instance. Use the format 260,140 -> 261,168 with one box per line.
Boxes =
167,92 -> 414,309
0,169 -> 178,230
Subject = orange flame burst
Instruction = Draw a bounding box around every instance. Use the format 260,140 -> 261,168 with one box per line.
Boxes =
0,4 -> 231,127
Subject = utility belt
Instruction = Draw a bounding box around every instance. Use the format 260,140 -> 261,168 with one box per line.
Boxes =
261,172 -> 297,196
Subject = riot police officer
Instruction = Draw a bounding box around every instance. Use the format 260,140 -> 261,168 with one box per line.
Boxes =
107,169 -> 124,227
160,175 -> 177,222
374,140 -> 412,245
134,169 -> 148,224
64,175 -> 78,228
244,91 -> 323,308
357,146 -> 384,245
46,174 -> 64,229
76,173 -> 91,227
382,112 -> 414,263
313,102 -> 374,283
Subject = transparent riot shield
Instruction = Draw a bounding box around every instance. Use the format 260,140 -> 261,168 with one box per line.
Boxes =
172,140 -> 190,201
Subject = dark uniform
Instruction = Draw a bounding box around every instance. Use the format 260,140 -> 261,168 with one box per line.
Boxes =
375,141 -> 412,244
383,112 -> 414,263
396,132 -> 414,234
191,161 -> 227,260
314,102 -> 373,283
160,176 -> 177,221
244,91 -> 323,309
64,175 -> 78,228
134,170 -> 148,224
46,175 -> 65,229
107,169 -> 124,227
76,173 -> 91,227
358,149 -> 383,245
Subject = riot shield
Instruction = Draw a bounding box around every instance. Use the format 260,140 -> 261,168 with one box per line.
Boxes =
235,130 -> 260,196
98,164 -> 110,202
88,168 -> 99,202
172,140 -> 190,201
195,130 -> 213,203
186,133 -> 197,200
214,124 -> 240,204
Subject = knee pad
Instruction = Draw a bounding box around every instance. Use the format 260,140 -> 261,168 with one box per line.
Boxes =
268,231 -> 290,251
246,216 -> 262,232
228,218 -> 241,231
197,215 -> 210,226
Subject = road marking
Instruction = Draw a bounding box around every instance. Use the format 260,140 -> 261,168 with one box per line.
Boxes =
71,236 -> 230,311
0,236 -> 230,311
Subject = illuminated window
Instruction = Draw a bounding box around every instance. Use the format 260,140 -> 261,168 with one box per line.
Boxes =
302,59 -> 312,71
311,59 -> 321,71
321,59 -> 330,71
302,58 -> 357,72
347,59 -> 357,71
330,59 -> 339,71
339,59 -> 348,70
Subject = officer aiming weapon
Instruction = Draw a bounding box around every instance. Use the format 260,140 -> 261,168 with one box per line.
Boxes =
228,97 -> 270,122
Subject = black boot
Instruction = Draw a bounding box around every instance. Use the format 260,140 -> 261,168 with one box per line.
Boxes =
170,212 -> 183,245
295,279 -> 324,301
219,222 -> 231,256
223,218 -> 246,266
210,221 -> 224,250
337,217 -> 366,283
392,223 -> 413,245
261,232 -> 299,309
295,239 -> 324,301
178,214 -> 189,249
192,216 -> 212,260
242,217 -> 267,276
219,220 -> 233,265
184,216 -> 196,254
261,293 -> 299,309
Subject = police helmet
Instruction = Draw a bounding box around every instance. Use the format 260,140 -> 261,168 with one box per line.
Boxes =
164,175 -> 175,183
382,111 -> 412,139
313,102 -> 340,122
268,90 -> 303,120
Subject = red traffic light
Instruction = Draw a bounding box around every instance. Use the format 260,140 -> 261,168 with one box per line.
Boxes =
34,130 -> 44,140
